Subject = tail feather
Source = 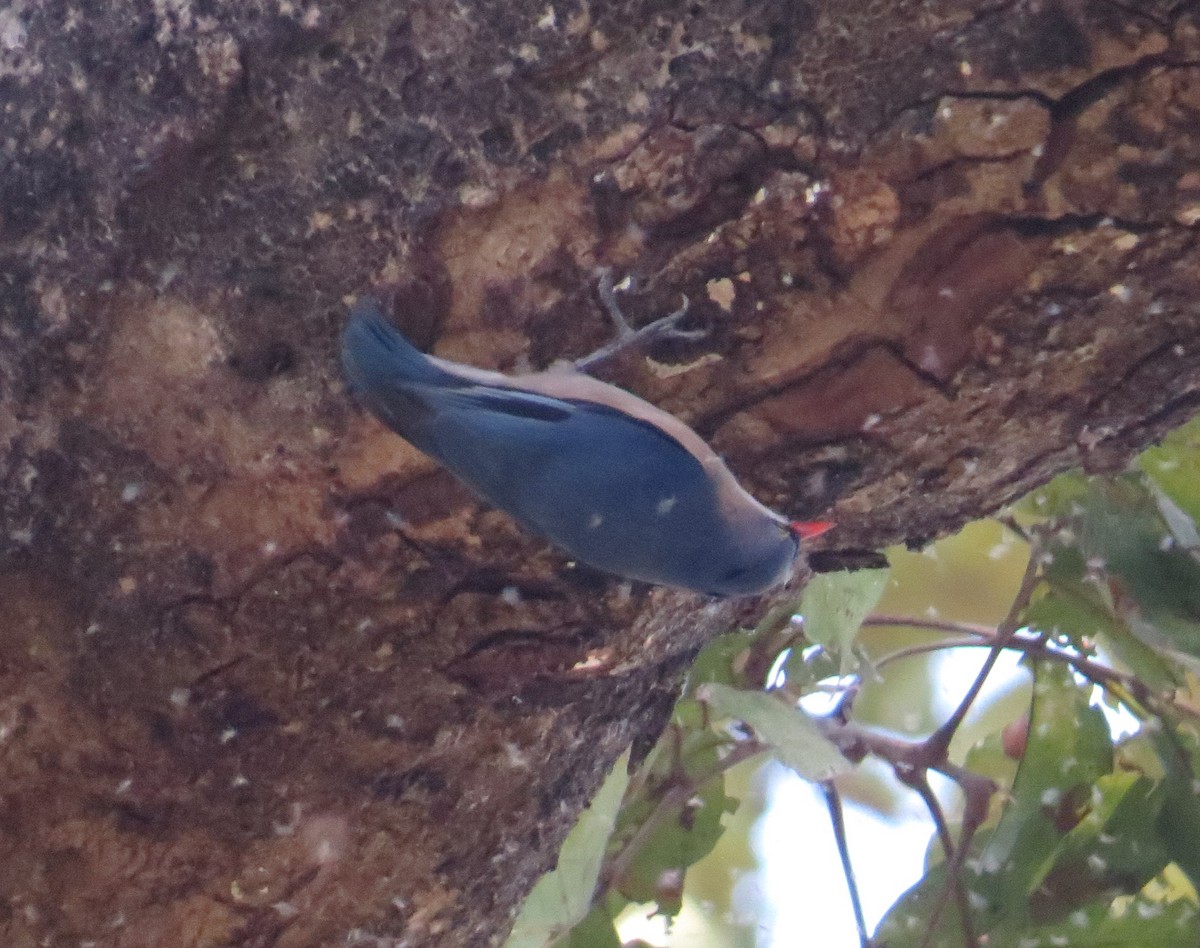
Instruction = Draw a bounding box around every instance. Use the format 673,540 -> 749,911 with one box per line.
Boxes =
341,297 -> 452,393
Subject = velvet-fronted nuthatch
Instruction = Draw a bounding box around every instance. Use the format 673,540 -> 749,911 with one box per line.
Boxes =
341,290 -> 831,596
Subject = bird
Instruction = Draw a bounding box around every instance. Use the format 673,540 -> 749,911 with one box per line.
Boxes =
341,293 -> 832,596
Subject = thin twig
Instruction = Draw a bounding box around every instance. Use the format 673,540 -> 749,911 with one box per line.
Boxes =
893,546 -> 1040,948
822,782 -> 871,948
873,637 -> 982,667
869,618 -> 1200,720
875,634 -> 1120,687
994,513 -> 1030,544
924,547 -> 1043,762
901,771 -> 978,948
863,615 -> 999,638
814,715 -> 996,948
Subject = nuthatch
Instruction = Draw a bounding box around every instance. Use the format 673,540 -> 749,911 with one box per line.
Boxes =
341,292 -> 832,596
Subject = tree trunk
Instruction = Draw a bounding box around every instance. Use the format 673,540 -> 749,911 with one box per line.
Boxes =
2,1 -> 1199,945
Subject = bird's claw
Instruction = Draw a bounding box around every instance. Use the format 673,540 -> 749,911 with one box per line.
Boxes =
597,267 -> 634,336
649,299 -> 706,342
579,270 -> 707,371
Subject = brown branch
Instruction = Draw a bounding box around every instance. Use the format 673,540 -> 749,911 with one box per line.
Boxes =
868,617 -> 1200,721
863,615 -> 1002,638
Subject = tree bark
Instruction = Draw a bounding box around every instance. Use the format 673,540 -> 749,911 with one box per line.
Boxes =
2,0 -> 1200,945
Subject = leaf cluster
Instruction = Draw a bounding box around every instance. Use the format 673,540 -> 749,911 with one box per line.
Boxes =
509,417 -> 1200,947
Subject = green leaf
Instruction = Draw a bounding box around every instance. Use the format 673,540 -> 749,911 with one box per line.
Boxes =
1022,579 -> 1106,652
1138,415 -> 1200,528
683,631 -> 755,694
1148,722 -> 1200,893
1150,484 -> 1200,554
504,752 -> 631,948
1012,897 -> 1199,947
871,858 -> 965,947
796,568 -> 889,671
1020,464 -> 1200,667
1017,471 -> 1090,520
614,756 -> 735,914
1078,479 -> 1200,661
875,660 -> 1119,946
961,728 -> 1019,797
697,683 -> 850,781
1027,576 -> 1179,692
608,723 -> 735,914
1038,771 -> 1170,910
971,661 -> 1114,920
878,885 -> 1199,948
555,902 -> 622,948
1022,480 -> 1189,689
782,641 -> 841,698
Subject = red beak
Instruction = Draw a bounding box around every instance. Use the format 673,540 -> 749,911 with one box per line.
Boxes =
790,520 -> 835,540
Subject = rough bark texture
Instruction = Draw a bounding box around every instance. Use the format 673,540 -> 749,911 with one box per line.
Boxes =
3,0 -> 1200,945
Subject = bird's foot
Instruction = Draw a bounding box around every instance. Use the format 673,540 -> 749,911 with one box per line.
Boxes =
575,268 -> 707,372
